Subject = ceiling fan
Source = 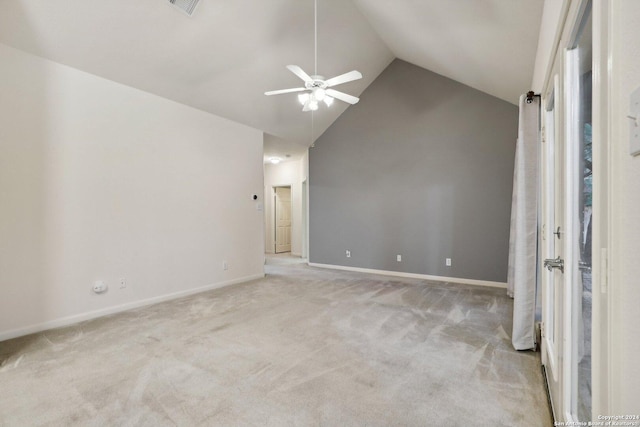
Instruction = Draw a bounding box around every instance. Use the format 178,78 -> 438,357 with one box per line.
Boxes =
264,0 -> 363,112
266,66 -> 362,111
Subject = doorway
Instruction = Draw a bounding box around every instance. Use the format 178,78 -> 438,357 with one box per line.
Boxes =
301,179 -> 308,259
541,0 -> 593,422
274,186 -> 292,253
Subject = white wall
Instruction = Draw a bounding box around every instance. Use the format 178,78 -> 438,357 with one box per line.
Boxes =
0,43 -> 265,340
609,0 -> 640,411
263,156 -> 307,256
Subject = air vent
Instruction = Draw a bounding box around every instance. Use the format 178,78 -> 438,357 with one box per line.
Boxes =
168,0 -> 200,16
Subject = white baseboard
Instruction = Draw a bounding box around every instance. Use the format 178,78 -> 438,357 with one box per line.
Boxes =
0,273 -> 264,342
308,263 -> 507,289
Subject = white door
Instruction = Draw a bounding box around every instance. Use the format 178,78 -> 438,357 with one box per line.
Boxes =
542,73 -> 565,420
541,1 -> 593,422
275,187 -> 291,253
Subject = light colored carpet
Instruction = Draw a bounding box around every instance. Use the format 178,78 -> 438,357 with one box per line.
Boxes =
0,258 -> 551,426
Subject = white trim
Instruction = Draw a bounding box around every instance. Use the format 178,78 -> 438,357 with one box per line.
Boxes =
591,0 -> 612,415
563,45 -> 580,423
0,273 -> 264,342
541,0 -> 573,94
308,263 -> 507,289
542,83 -> 560,385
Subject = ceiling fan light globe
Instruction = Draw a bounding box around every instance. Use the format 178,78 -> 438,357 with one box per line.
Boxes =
323,96 -> 334,107
298,93 -> 310,105
313,88 -> 326,101
309,100 -> 319,111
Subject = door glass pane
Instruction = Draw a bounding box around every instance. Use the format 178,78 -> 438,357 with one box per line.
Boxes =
574,5 -> 593,421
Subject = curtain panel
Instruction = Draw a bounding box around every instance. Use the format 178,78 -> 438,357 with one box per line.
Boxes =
507,94 -> 540,351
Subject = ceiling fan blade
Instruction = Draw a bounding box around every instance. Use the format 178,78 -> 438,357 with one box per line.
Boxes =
265,87 -> 306,96
286,65 -> 313,83
325,89 -> 359,105
324,70 -> 362,87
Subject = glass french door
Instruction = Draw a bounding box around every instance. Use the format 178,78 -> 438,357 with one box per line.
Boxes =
565,2 -> 593,421
542,0 -> 593,422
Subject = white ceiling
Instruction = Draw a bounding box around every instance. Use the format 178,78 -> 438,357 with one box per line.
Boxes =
353,0 -> 544,105
0,0 -> 543,156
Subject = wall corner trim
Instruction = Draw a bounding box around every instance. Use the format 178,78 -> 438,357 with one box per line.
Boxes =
0,273 -> 265,342
307,263 -> 507,289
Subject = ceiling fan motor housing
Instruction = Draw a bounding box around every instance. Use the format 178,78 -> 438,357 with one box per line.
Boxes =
306,76 -> 327,90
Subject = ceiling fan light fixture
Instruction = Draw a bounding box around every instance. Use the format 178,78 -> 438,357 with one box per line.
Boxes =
313,87 -> 326,101
263,0 -> 362,112
298,93 -> 310,105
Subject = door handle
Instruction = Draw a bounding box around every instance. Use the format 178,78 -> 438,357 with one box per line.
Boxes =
544,256 -> 564,273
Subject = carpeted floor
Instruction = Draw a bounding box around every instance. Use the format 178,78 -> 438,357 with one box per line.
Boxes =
0,257 -> 551,426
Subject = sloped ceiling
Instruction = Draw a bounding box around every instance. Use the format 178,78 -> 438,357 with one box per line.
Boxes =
353,0 -> 544,105
0,0 -> 543,155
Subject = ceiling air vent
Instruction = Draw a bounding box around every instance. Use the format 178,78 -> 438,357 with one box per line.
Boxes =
168,0 -> 200,16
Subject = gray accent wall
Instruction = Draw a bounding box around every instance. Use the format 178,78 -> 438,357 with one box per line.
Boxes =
309,59 -> 518,283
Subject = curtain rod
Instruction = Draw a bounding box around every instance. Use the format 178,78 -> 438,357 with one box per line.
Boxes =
525,91 -> 540,104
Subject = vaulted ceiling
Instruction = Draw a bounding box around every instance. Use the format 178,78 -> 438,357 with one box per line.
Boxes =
0,0 -> 544,156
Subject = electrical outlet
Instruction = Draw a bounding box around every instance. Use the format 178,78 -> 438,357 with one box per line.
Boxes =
119,278 -> 126,289
446,258 -> 452,267
345,250 -> 351,258
223,261 -> 228,270
397,254 -> 402,262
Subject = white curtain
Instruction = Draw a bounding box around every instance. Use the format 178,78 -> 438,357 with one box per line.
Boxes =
507,94 -> 540,351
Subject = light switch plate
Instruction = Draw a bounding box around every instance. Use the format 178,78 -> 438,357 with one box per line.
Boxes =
630,87 -> 640,156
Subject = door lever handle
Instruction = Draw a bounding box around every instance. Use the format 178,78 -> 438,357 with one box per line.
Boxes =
544,256 -> 564,273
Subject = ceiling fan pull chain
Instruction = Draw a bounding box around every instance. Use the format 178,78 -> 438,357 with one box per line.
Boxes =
314,0 -> 318,75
